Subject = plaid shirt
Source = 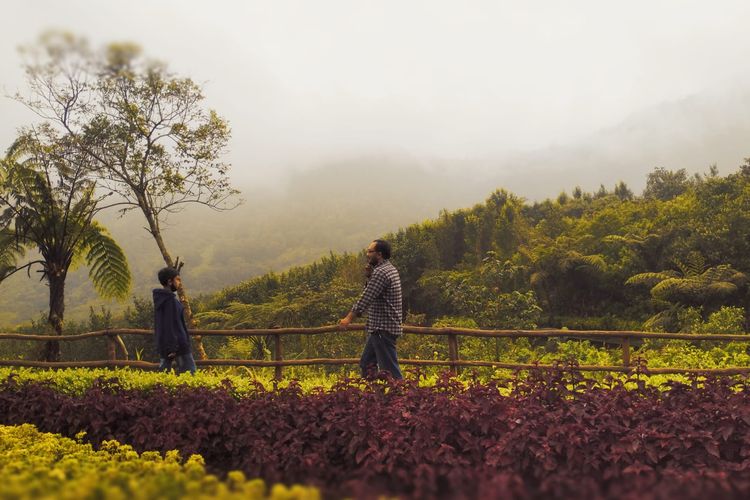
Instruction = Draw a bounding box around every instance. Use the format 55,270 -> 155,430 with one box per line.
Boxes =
353,260 -> 403,336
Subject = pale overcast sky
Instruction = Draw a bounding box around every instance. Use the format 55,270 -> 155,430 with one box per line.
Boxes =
3,1 -> 750,189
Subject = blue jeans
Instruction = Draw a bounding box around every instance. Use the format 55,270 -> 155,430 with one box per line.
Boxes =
159,352 -> 196,375
360,331 -> 403,379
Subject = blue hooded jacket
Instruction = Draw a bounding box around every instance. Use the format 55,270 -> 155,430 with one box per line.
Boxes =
153,288 -> 191,357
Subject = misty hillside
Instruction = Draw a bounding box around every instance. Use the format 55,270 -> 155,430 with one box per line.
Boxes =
0,160 -> 486,326
2,83 -> 750,326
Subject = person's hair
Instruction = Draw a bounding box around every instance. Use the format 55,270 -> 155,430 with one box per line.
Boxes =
373,239 -> 391,260
157,267 -> 180,287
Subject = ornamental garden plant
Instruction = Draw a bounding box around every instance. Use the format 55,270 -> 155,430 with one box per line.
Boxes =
2,368 -> 750,499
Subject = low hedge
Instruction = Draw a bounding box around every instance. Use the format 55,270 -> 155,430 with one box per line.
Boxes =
0,423 -> 319,499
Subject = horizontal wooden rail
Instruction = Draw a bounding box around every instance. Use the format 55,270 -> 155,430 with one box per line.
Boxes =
0,326 -> 348,341
2,326 -> 750,342
2,358 -> 750,376
2,325 -> 749,379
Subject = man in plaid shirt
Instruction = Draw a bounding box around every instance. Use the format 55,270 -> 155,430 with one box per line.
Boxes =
339,239 -> 403,379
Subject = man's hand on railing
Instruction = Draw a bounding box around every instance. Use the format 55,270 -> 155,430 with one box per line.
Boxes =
339,312 -> 354,330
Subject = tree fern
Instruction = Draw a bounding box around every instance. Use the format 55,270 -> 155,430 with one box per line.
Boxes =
81,222 -> 131,300
627,253 -> 747,328
1,130 -> 131,361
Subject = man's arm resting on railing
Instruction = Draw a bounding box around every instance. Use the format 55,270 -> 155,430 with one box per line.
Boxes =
339,310 -> 357,329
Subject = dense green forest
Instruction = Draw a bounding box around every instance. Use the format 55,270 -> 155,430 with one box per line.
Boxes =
194,164 -> 750,337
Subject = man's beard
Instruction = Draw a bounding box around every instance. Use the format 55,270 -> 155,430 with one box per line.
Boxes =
368,256 -> 378,266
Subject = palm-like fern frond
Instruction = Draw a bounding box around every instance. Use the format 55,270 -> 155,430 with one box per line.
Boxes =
602,233 -> 661,247
625,271 -> 678,287
193,311 -> 232,329
627,252 -> 746,306
700,264 -> 747,285
223,299 -> 302,329
81,222 -> 131,299
641,306 -> 685,333
675,251 -> 706,278
565,252 -> 607,273
0,231 -> 26,280
650,277 -> 699,301
534,249 -> 608,276
223,302 -> 269,329
602,234 -> 632,245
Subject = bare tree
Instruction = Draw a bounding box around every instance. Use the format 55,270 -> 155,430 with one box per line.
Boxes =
15,32 -> 240,358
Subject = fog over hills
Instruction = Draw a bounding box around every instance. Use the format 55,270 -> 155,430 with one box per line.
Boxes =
2,84 -> 750,326
482,83 -> 750,199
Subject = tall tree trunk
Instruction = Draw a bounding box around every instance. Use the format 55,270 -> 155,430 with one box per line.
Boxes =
43,270 -> 65,362
141,203 -> 208,360
175,284 -> 207,359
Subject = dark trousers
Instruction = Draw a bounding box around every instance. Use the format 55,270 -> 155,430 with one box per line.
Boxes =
158,352 -> 196,375
360,331 -> 403,379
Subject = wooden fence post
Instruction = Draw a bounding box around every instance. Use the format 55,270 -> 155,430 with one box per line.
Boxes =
622,336 -> 630,368
448,332 -> 459,374
105,331 -> 117,362
274,335 -> 283,381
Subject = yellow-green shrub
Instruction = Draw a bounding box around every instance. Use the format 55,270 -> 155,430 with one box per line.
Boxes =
0,424 -> 319,500
0,367 -> 352,397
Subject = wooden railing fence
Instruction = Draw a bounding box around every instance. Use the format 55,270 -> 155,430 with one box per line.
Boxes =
2,325 -> 750,379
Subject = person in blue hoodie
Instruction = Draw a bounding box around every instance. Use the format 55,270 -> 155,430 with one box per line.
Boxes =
153,267 -> 196,375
